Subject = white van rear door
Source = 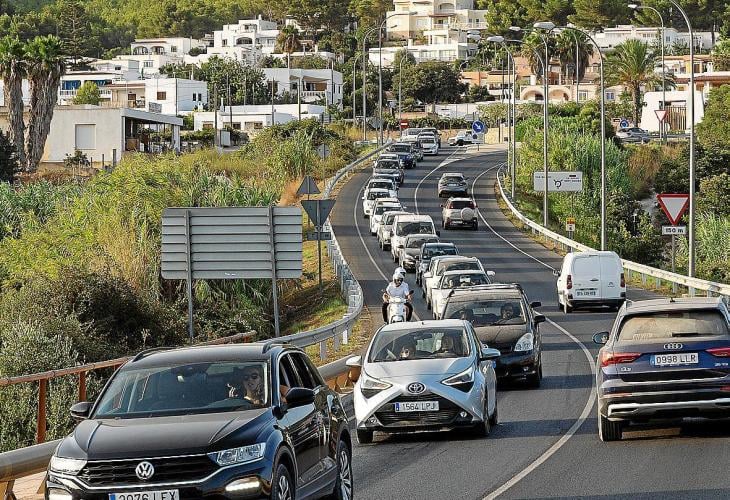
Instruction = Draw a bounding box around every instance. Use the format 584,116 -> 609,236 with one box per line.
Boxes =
599,254 -> 622,299
572,255 -> 601,299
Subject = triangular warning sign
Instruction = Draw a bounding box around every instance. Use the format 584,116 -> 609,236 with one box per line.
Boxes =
655,109 -> 669,123
657,193 -> 689,226
297,175 -> 320,196
301,199 -> 336,228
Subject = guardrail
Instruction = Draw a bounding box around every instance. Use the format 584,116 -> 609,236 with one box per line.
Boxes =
495,165 -> 730,299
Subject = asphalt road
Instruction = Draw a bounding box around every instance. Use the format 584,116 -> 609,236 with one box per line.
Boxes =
329,145 -> 730,499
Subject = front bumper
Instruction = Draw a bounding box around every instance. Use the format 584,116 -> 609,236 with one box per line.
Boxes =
401,258 -> 417,271
46,460 -> 272,500
495,351 -> 539,379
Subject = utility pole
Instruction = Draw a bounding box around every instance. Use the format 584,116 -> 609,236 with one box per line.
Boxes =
213,85 -> 218,147
271,79 -> 275,126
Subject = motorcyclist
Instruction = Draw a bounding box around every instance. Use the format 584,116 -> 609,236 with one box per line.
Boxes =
382,271 -> 414,322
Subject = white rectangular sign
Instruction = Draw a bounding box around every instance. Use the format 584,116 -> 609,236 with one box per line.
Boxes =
662,225 -> 687,235
533,171 -> 583,192
565,223 -> 576,232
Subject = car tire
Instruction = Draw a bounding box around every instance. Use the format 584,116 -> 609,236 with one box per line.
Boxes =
356,429 -> 373,445
489,399 -> 499,426
474,399 -> 492,437
426,297 -> 431,310
325,439 -> 353,500
472,222 -> 478,231
564,300 -> 573,314
526,366 -> 541,388
422,289 -> 426,298
457,140 -> 464,146
270,461 -> 294,500
598,414 -> 623,442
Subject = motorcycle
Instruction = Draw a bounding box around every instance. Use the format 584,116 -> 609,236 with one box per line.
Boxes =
384,295 -> 410,323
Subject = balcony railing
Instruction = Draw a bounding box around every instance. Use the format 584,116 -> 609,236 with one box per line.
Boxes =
302,90 -> 327,99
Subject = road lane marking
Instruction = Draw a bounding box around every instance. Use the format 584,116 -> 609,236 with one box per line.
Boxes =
413,148 -> 465,215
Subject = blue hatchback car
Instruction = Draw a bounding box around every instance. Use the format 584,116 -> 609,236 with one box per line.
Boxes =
593,297 -> 730,441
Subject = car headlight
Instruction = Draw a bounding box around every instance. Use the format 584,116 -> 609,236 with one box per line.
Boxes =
514,332 -> 534,352
209,443 -> 266,466
360,372 -> 392,398
49,456 -> 86,475
442,365 -> 475,387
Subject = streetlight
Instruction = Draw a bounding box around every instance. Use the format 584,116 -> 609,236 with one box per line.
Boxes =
629,3 -> 666,142
352,53 -> 360,125
564,29 -> 580,105
398,47 -> 411,136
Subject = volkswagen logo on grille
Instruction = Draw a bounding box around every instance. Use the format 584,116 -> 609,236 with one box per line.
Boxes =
407,382 -> 425,394
135,461 -> 155,481
664,343 -> 683,350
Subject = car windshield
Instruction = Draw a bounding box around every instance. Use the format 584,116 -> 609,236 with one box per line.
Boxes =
407,236 -> 436,248
396,221 -> 434,236
369,327 -> 470,362
422,245 -> 457,259
374,205 -> 399,216
376,161 -> 399,170
94,361 -> 270,418
370,181 -> 393,190
617,310 -> 730,342
391,145 -> 411,152
367,191 -> 388,200
420,136 -> 436,143
438,261 -> 481,274
449,200 -> 474,209
444,299 -> 526,326
439,273 -> 489,288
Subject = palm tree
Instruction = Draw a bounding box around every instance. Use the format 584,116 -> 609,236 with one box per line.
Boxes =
277,26 -> 302,68
606,39 -> 665,126
554,30 -> 593,84
24,35 -> 66,172
0,36 -> 28,167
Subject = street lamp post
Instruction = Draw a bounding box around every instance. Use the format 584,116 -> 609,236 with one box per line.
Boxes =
629,3 -> 666,143
362,26 -> 381,142
399,50 -> 410,136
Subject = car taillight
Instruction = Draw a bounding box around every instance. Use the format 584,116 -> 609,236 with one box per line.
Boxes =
566,274 -> 573,290
600,351 -> 641,367
707,347 -> 730,357
620,272 -> 625,288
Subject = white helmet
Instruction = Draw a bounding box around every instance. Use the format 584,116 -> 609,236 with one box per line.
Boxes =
394,267 -> 406,279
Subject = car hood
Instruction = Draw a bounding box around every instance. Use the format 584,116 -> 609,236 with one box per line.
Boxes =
365,357 -> 470,379
474,324 -> 528,345
403,248 -> 420,257
67,409 -> 270,460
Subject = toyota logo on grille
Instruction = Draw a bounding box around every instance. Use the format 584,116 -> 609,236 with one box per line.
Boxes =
664,343 -> 683,350
135,461 -> 155,481
407,382 -> 425,394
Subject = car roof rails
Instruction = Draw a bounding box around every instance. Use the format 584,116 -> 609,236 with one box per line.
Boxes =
132,346 -> 173,362
260,340 -> 291,354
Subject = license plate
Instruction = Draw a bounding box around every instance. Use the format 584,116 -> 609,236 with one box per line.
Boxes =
394,401 -> 439,412
110,491 -> 179,500
651,353 -> 699,366
575,289 -> 597,297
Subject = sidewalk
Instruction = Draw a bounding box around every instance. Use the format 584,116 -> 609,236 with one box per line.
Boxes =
11,472 -> 44,499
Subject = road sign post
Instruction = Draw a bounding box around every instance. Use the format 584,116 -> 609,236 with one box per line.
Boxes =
302,199 -> 336,291
657,194 -> 689,275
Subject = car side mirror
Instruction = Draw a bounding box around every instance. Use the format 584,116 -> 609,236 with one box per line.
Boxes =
534,314 -> 546,325
346,355 -> 362,368
423,272 -> 432,279
553,270 -> 561,277
486,270 -> 496,277
440,204 -> 444,208
70,401 -> 92,420
593,331 -> 609,345
285,387 -> 315,408
530,301 -> 542,308
436,230 -> 441,236
480,347 -> 501,361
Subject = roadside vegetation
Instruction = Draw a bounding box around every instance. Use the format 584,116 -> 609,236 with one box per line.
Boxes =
0,119 -> 357,452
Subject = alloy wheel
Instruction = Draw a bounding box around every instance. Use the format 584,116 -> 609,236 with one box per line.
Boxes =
339,448 -> 353,500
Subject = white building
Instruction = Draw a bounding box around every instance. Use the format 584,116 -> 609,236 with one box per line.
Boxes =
641,89 -> 705,133
59,71 -> 135,105
193,103 -> 326,132
141,78 -> 208,115
40,106 -> 182,164
594,25 -> 718,52
189,17 -> 279,66
262,68 -> 343,106
112,37 -> 206,76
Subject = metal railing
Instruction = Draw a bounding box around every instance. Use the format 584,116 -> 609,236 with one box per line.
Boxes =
495,165 -> 730,299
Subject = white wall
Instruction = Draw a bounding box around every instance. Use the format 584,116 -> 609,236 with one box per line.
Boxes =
42,107 -> 124,163
145,78 -> 208,115
641,89 -> 705,132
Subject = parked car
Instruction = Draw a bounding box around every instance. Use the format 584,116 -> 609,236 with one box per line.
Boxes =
555,251 -> 626,313
416,242 -> 459,286
438,173 -> 469,198
45,342 -> 352,500
441,197 -> 478,230
369,199 -> 403,235
377,210 -> 410,250
593,297 -> 730,441
348,320 -> 500,443
390,214 -> 438,262
616,127 -> 651,143
448,130 -> 481,146
430,270 -> 492,320
441,284 -> 545,386
397,234 -> 440,272
387,142 -> 417,169
362,188 -> 393,218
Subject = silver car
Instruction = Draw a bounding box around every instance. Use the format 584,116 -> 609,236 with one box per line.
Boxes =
348,320 -> 500,444
616,127 -> 650,143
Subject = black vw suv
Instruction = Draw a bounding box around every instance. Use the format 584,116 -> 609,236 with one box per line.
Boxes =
45,342 -> 352,500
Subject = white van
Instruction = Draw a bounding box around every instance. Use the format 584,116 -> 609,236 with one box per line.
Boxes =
555,251 -> 625,313
389,214 -> 438,261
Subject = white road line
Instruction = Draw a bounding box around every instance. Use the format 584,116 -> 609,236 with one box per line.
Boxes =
468,162 -> 597,499
413,147 -> 464,215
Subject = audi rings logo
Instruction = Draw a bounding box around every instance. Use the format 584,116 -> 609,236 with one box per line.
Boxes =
407,382 -> 425,394
135,461 -> 155,481
664,343 -> 683,350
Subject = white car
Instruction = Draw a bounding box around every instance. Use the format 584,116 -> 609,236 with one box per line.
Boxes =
430,270 -> 492,319
366,177 -> 398,198
448,130 -> 482,146
418,134 -> 439,155
423,256 -> 486,309
362,188 -> 392,218
347,320 -> 500,444
555,251 -> 626,313
400,128 -> 424,143
390,214 -> 438,262
369,199 -> 402,235
377,210 -> 410,250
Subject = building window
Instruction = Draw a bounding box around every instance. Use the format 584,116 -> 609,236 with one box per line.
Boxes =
114,66 -> 121,70
144,61 -> 154,68
605,91 -> 615,101
75,124 -> 96,150
254,122 -> 263,129
171,46 -> 177,52
578,91 -> 588,102
157,91 -> 167,100
222,39 -> 228,47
